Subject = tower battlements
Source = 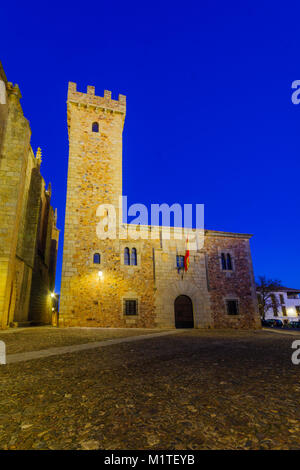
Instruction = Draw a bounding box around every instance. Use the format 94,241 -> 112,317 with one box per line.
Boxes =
67,82 -> 126,114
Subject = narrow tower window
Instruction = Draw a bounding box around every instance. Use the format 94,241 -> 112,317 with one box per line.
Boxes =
124,247 -> 130,265
92,122 -> 99,133
93,253 -> 101,264
131,248 -> 137,266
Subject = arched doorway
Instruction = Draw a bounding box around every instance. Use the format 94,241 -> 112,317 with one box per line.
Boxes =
174,295 -> 194,328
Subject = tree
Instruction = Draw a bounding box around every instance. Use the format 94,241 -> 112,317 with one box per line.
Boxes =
256,276 -> 282,319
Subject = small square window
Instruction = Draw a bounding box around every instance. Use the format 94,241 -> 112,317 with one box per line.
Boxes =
226,299 -> 239,316
124,299 -> 138,316
92,122 -> 99,132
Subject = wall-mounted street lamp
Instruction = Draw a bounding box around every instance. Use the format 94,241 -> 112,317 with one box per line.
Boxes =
50,292 -> 56,298
98,271 -> 104,280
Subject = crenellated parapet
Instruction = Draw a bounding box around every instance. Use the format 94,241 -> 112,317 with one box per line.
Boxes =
67,82 -> 126,115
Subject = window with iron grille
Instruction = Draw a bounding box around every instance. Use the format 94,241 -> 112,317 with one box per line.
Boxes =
124,299 -> 138,316
226,299 -> 239,315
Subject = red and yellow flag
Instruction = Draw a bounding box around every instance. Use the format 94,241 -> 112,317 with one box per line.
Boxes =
184,238 -> 190,272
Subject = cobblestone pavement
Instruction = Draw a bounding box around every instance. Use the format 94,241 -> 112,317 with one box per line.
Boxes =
0,327 -> 168,354
0,328 -> 299,450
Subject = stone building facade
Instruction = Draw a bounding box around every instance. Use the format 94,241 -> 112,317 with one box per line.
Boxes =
0,62 -> 59,329
60,82 -> 260,329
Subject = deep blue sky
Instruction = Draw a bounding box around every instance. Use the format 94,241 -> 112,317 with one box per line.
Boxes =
1,1 -> 300,291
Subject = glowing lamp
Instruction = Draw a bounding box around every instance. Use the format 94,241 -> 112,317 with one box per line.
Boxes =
287,307 -> 296,317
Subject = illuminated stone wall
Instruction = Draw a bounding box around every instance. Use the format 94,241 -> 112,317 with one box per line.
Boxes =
0,62 -> 59,328
60,83 -> 260,329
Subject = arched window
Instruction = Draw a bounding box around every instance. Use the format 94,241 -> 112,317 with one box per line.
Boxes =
93,253 -> 101,264
131,248 -> 137,266
92,122 -> 99,133
226,253 -> 232,270
221,253 -> 226,270
124,247 -> 130,265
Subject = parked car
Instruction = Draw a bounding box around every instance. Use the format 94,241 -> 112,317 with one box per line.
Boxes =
261,319 -> 283,328
289,320 -> 300,329
261,319 -> 272,327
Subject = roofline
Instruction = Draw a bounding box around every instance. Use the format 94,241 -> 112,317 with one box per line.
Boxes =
257,287 -> 300,294
120,223 -> 253,239
0,61 -> 8,84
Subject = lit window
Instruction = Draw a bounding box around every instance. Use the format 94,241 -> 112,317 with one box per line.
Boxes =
124,299 -> 138,316
226,299 -> 239,315
93,253 -> 101,264
92,122 -> 99,132
124,247 -> 130,265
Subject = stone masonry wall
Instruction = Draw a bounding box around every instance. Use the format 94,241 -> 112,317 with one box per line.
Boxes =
205,232 -> 260,328
0,81 -> 32,327
0,62 -> 59,328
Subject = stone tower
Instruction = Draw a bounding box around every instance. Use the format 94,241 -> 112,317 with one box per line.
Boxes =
59,83 -> 127,324
59,81 -> 259,330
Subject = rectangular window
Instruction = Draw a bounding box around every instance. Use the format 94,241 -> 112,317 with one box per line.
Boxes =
296,306 -> 300,316
176,255 -> 184,268
124,299 -> 138,316
279,294 -> 285,304
226,299 -> 239,316
282,305 -> 287,316
271,294 -> 278,317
